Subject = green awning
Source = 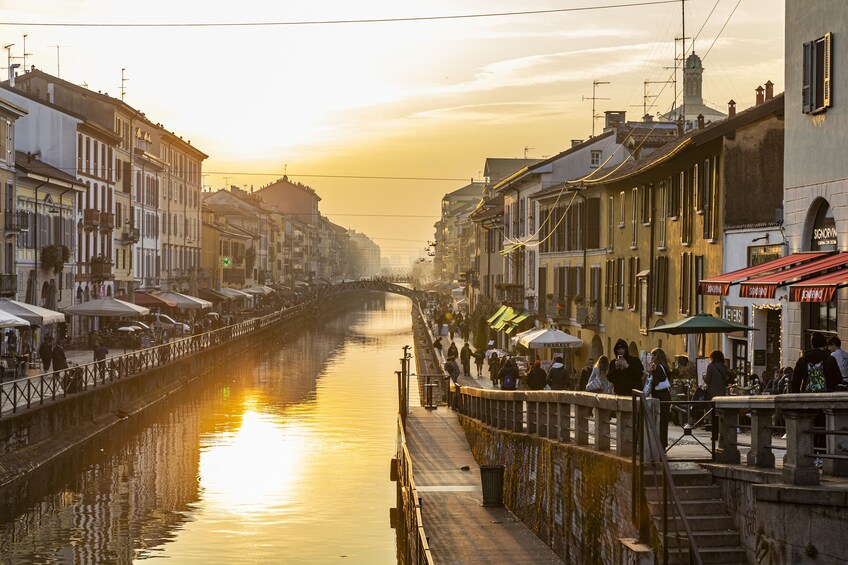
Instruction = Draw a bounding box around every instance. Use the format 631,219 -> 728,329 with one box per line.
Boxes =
509,311 -> 530,325
489,306 -> 515,329
486,305 -> 508,324
199,288 -> 232,302
504,325 -> 517,334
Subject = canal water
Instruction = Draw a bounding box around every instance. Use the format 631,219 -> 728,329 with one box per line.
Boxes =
0,293 -> 416,564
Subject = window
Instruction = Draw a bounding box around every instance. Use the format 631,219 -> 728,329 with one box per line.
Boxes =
607,196 -> 614,251
640,183 -> 652,225
627,256 -> 639,310
694,255 -> 705,314
616,257 -> 625,308
803,32 -> 832,114
619,191 -> 626,227
667,174 -> 679,219
590,150 -> 602,168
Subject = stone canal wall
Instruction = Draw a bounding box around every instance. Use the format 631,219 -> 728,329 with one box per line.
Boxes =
460,417 -> 638,564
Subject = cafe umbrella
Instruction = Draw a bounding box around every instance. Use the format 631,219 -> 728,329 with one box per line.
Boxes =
647,313 -> 758,356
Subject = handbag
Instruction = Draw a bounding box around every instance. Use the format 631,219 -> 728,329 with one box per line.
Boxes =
654,365 -> 671,390
586,368 -> 603,392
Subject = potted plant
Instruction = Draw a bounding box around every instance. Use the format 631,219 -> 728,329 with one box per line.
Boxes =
40,244 -> 71,274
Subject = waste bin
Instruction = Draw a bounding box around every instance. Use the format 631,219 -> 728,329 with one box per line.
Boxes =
480,464 -> 505,507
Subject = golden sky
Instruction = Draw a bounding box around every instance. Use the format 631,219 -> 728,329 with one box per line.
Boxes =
1,0 -> 785,261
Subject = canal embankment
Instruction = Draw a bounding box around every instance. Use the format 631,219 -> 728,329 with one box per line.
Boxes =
0,294 -> 366,489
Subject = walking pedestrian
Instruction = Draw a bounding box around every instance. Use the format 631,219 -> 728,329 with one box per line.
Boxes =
498,357 -> 519,390
447,341 -> 458,360
827,335 -> 848,383
547,356 -> 569,390
94,340 -> 109,379
526,360 -> 547,390
473,348 -> 485,377
578,357 -> 595,391
444,355 -> 461,383
607,338 -> 644,396
791,332 -> 840,393
704,350 -> 729,400
644,348 -> 672,448
39,335 -> 53,372
460,342 -> 472,377
488,352 -> 500,385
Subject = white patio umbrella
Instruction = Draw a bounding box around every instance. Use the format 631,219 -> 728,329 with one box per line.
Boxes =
0,299 -> 65,326
518,327 -> 583,349
0,310 -> 30,328
156,291 -> 213,310
242,285 -> 273,295
64,297 -> 150,317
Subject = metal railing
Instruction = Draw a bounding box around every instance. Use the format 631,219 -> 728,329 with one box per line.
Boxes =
633,392 -> 703,565
393,416 -> 435,565
0,304 -> 308,417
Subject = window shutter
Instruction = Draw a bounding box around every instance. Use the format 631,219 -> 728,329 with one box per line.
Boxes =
587,197 -> 601,248
824,32 -> 832,109
803,41 -> 813,113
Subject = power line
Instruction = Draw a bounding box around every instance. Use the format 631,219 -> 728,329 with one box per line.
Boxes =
0,1 -> 681,28
207,171 -> 474,182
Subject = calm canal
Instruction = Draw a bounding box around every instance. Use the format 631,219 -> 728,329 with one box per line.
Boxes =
0,293 -> 416,564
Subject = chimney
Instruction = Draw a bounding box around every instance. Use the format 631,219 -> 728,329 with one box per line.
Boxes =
697,114 -> 705,130
728,99 -> 736,118
676,116 -> 685,136
571,139 -> 583,147
765,80 -> 774,101
755,85 -> 765,105
604,111 -> 626,131
643,114 -> 654,123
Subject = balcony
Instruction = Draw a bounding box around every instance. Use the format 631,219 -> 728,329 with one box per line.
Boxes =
496,282 -> 524,306
4,211 -> 27,232
576,300 -> 600,327
90,258 -> 114,281
99,212 -> 115,233
83,209 -> 101,231
0,273 -> 17,297
119,228 -> 141,244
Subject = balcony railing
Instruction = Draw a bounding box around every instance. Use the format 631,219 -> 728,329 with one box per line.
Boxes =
119,228 -> 141,244
99,212 -> 115,232
4,211 -> 27,232
0,273 -> 17,296
496,283 -> 524,305
83,209 -> 101,231
90,260 -> 114,281
576,301 -> 600,327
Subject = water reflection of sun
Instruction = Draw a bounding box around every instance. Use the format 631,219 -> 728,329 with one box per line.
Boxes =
199,409 -> 304,518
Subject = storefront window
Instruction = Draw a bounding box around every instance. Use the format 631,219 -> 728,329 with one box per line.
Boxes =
809,301 -> 837,334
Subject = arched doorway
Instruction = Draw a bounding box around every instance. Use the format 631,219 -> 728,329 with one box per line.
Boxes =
590,334 -> 604,360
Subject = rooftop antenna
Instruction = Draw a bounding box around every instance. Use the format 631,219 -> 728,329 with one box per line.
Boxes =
523,146 -> 534,159
639,80 -> 669,117
49,45 -> 66,78
3,44 -> 13,76
223,176 -> 231,188
582,80 -> 610,137
20,34 -> 32,71
120,68 -> 128,100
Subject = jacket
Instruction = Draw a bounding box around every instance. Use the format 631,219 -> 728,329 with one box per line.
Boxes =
606,339 -> 644,396
792,348 -> 841,392
704,361 -> 729,399
526,366 -> 547,390
546,362 -> 569,390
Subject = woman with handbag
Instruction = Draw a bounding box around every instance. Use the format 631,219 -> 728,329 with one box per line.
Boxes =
585,355 -> 610,393
644,348 -> 672,448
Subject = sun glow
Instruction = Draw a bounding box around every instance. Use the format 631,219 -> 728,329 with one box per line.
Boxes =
199,408 -> 306,518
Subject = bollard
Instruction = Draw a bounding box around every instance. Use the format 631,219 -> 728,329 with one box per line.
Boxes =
480,464 -> 505,507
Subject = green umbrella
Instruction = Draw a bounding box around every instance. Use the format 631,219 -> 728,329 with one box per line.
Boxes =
648,313 -> 757,335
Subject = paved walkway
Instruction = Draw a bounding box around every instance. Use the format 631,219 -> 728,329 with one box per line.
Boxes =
405,406 -> 563,564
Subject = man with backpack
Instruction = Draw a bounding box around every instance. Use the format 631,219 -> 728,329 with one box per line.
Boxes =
791,332 -> 841,393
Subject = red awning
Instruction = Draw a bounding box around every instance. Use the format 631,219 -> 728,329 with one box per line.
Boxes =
789,269 -> 848,302
739,252 -> 848,299
698,252 -> 829,296
117,292 -> 178,308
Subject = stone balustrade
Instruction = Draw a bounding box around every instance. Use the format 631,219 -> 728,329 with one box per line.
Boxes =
455,387 -> 636,457
713,393 -> 848,486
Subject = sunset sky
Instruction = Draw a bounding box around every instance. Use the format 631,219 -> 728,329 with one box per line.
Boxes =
1,0 -> 785,261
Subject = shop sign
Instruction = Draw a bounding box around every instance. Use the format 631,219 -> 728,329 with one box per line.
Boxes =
740,284 -> 776,299
813,226 -> 838,247
723,305 -> 748,325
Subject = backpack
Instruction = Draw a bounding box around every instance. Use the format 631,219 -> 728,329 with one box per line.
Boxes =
805,361 -> 826,393
501,370 -> 516,390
